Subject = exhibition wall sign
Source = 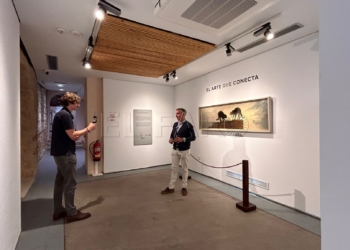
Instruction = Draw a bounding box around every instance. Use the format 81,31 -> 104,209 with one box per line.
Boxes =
199,97 -> 272,133
133,109 -> 152,145
205,75 -> 259,92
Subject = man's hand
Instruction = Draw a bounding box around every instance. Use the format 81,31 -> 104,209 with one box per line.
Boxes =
87,123 -> 96,131
174,136 -> 184,143
169,138 -> 174,144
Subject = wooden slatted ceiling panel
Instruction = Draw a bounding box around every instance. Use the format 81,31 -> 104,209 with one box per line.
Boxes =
90,15 -> 216,78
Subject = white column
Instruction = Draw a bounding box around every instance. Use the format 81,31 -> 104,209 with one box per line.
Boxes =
0,1 -> 21,249
320,0 -> 350,248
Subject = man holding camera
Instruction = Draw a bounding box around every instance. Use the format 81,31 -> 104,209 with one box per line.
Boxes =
51,92 -> 96,223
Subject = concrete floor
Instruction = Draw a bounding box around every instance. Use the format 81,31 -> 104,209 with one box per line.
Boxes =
17,149 -> 321,250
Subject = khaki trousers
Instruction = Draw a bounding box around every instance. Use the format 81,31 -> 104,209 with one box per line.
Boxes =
169,149 -> 190,189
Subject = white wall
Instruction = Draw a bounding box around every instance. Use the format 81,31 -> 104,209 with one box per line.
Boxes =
86,77 -> 103,174
75,87 -> 86,142
0,1 -> 21,249
175,34 -> 320,216
47,90 -> 63,136
320,0 -> 350,248
103,79 -> 174,173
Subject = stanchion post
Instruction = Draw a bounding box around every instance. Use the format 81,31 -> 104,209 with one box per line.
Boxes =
236,160 -> 256,212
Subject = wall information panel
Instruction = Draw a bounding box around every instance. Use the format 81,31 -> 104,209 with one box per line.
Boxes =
133,109 -> 152,145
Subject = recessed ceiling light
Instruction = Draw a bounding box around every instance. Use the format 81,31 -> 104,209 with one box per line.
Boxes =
59,89 -> 64,91
56,27 -> 66,34
55,82 -> 66,87
71,31 -> 82,37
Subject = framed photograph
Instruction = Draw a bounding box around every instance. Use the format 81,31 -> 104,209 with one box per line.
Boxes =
199,97 -> 272,133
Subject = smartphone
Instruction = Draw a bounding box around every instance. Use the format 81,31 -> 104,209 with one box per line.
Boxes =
93,111 -> 97,123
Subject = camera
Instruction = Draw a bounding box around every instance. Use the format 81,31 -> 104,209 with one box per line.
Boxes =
44,70 -> 49,75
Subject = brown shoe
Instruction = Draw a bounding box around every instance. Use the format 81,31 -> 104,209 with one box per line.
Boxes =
179,175 -> 192,180
161,187 -> 174,194
53,211 -> 67,221
182,188 -> 188,196
66,210 -> 91,223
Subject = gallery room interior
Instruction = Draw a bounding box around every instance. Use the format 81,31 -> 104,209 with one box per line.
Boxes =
1,0 -> 349,249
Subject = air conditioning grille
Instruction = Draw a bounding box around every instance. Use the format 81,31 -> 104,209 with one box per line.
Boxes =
46,55 -> 58,70
181,0 -> 257,30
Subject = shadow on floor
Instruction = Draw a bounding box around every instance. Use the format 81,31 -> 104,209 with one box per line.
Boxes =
78,196 -> 105,211
21,195 -> 105,232
21,198 -> 61,231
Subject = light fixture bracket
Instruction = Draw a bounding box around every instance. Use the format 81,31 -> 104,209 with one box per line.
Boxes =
98,0 -> 121,17
225,43 -> 235,51
163,74 -> 170,82
170,70 -> 178,80
88,36 -> 94,48
253,22 -> 271,37
225,43 -> 235,57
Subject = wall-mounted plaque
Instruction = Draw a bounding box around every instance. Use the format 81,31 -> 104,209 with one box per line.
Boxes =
133,109 -> 152,145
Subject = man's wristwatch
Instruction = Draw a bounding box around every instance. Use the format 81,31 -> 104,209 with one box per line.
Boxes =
87,127 -> 90,133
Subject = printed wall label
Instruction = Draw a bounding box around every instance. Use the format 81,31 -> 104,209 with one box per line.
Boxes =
206,75 -> 259,92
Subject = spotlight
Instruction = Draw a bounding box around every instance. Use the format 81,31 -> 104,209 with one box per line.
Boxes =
163,74 -> 169,82
83,58 -> 91,69
253,22 -> 274,40
226,47 -> 231,57
84,61 -> 91,69
264,29 -> 274,40
95,4 -> 106,20
170,70 -> 178,80
225,43 -> 235,57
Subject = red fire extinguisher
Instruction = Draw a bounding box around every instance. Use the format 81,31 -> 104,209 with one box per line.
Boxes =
89,140 -> 101,161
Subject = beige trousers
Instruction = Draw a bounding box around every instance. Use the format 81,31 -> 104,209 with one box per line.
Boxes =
169,149 -> 190,189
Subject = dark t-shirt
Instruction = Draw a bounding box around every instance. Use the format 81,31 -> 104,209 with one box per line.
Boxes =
50,107 -> 75,156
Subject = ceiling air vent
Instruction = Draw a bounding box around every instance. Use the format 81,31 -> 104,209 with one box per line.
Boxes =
237,23 -> 304,52
46,55 -> 58,70
154,0 -> 281,36
181,0 -> 257,29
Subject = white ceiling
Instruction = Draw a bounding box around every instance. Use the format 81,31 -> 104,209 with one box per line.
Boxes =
14,0 -> 319,93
